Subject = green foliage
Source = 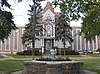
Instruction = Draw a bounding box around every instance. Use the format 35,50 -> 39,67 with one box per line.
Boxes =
53,0 -> 85,21
1,0 -> 11,8
57,49 -> 79,55
53,0 -> 100,42
0,60 -> 23,74
0,0 -> 17,41
65,50 -> 79,55
22,2 -> 43,45
83,59 -> 100,74
81,2 -> 100,42
17,49 -> 42,55
55,13 -> 73,43
23,50 -> 32,55
36,57 -> 71,61
0,54 -> 3,58
55,12 -> 73,55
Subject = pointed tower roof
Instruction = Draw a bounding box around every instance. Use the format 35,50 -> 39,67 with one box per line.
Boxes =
44,2 -> 54,13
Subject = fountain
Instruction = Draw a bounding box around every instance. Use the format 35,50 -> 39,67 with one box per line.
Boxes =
22,49 -> 84,74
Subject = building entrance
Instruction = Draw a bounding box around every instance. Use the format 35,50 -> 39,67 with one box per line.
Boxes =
44,39 -> 54,50
44,39 -> 54,55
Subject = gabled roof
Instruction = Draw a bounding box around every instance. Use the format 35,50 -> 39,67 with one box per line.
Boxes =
44,2 -> 54,13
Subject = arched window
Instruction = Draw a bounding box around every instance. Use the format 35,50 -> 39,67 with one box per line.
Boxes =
47,26 -> 51,37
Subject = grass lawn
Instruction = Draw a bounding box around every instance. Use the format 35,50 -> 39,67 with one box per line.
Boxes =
0,60 -> 24,74
88,53 -> 100,57
82,59 -> 100,74
0,55 -> 3,58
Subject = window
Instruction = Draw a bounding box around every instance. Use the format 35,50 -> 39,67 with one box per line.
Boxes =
14,31 -> 18,50
76,29 -> 82,50
46,39 -> 52,49
47,26 -> 51,37
71,30 -> 74,50
5,38 -> 10,50
47,16 -> 52,21
84,39 -> 90,51
78,35 -> 81,49
22,29 -> 26,50
93,36 -> 97,50
93,40 -> 96,49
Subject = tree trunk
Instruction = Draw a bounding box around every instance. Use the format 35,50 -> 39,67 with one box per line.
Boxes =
63,41 -> 66,56
32,0 -> 36,60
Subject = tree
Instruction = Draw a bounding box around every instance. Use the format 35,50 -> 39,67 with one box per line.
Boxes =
81,1 -> 100,42
22,3 -> 43,46
0,0 -> 17,41
21,0 -> 44,60
53,0 -> 100,42
55,12 -> 73,56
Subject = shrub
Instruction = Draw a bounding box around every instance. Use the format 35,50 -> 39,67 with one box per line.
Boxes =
23,50 -> 32,55
56,49 -> 79,55
17,52 -> 24,55
17,49 -> 42,56
34,50 -> 42,56
65,50 -> 79,55
36,57 -> 71,61
0,55 -> 3,58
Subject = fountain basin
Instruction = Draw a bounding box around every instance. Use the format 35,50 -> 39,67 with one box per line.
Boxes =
22,60 -> 84,74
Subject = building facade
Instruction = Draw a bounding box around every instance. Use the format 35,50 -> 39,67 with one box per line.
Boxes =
0,2 -> 100,53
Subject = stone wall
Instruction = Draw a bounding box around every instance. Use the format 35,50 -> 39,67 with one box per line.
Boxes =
22,61 -> 84,74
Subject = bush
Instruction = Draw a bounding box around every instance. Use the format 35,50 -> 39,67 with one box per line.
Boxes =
0,55 -> 3,58
56,49 -> 79,55
17,52 -> 24,55
17,49 -> 42,56
36,57 -> 71,61
65,50 -> 79,55
34,50 -> 42,55
23,50 -> 32,55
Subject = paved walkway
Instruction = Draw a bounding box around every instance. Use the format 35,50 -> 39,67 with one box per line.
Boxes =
11,70 -> 98,74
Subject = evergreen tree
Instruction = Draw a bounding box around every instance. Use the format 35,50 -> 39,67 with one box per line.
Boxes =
55,12 -> 73,56
22,3 -> 43,46
21,0 -> 44,59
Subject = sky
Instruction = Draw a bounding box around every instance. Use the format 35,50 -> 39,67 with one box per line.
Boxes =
7,0 -> 82,27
